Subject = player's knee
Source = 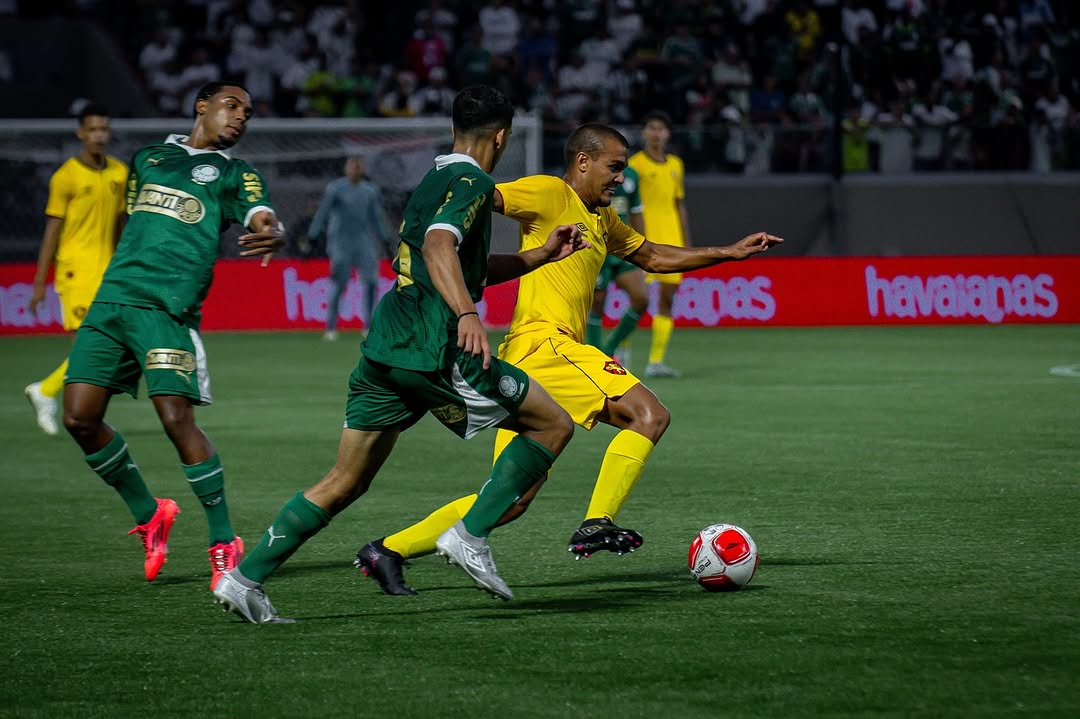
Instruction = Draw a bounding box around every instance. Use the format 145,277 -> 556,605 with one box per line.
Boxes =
636,399 -> 671,442
549,409 -> 574,453
629,294 -> 649,313
62,408 -> 99,439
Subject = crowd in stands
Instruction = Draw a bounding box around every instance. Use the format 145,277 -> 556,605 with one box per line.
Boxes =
53,0 -> 1080,171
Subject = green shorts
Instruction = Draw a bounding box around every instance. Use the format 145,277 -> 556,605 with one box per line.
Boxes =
66,302 -> 212,405
345,352 -> 530,439
595,255 -> 639,291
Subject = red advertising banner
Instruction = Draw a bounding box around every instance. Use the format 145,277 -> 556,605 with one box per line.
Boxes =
2,256 -> 1078,335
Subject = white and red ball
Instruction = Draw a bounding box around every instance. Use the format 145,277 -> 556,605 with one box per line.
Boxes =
688,523 -> 759,591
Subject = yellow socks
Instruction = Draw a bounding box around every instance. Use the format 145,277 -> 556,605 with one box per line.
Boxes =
40,359 -> 68,397
649,315 -> 673,365
585,430 -> 655,521
382,494 -> 476,559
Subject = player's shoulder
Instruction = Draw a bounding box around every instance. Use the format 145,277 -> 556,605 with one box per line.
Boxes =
628,150 -> 646,166
667,154 -> 685,171
51,157 -> 80,181
445,162 -> 494,192
498,173 -> 564,194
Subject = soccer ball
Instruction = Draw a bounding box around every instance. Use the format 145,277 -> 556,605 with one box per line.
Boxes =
688,523 -> 759,591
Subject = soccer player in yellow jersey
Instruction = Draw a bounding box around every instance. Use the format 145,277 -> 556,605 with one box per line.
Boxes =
25,105 -> 128,435
628,110 -> 688,378
354,123 -> 781,595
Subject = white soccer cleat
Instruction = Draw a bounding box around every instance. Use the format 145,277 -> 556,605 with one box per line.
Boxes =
435,520 -> 513,600
24,382 -> 59,435
644,362 -> 681,379
213,570 -> 294,624
322,330 -> 339,342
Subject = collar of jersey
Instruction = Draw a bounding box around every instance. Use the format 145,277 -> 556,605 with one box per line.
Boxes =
434,153 -> 481,171
165,134 -> 231,159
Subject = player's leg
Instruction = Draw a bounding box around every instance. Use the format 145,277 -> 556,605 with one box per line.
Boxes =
602,267 -> 649,363
360,262 -> 378,338
25,286 -> 91,435
324,255 -> 350,341
63,306 -> 172,580
647,276 -> 682,378
216,426 -> 400,623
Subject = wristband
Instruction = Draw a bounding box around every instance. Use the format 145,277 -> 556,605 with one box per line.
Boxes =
457,311 -> 479,320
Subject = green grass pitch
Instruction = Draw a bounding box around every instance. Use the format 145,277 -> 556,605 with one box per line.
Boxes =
1,326 -> 1078,718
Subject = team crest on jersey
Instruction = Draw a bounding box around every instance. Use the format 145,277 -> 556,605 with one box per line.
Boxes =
603,360 -> 627,375
498,375 -> 520,397
191,164 -> 220,184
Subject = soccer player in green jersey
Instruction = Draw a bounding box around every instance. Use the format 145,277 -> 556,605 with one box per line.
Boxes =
62,82 -> 284,591
213,85 -> 587,624
585,163 -> 649,369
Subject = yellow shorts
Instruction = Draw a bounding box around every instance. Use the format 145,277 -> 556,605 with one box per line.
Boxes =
56,284 -> 99,331
647,272 -> 683,286
499,330 -> 641,430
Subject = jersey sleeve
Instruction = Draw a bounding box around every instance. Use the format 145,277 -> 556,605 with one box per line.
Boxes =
673,155 -> 685,201
228,161 -> 275,228
113,160 -> 129,216
44,164 -> 73,219
496,175 -> 560,227
602,207 -> 645,259
427,171 -> 494,248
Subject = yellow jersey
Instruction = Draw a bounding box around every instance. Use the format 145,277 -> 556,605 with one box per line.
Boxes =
497,175 -> 645,344
628,150 -> 685,247
45,155 -> 128,289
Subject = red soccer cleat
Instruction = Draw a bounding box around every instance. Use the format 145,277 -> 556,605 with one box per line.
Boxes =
208,536 -> 244,590
127,498 -> 180,581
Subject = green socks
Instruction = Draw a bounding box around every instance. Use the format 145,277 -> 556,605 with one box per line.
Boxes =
85,431 -> 157,524
238,492 -> 331,584
603,308 -> 643,356
462,436 -> 555,537
585,312 -> 604,348
183,454 -> 234,545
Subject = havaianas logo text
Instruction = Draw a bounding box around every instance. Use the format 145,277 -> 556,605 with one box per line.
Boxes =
132,184 -> 205,224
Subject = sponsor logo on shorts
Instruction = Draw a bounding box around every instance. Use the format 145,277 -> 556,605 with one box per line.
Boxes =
498,376 -> 519,397
145,348 -> 196,377
431,404 -> 467,425
603,360 -> 627,375
132,183 -> 205,224
191,164 -> 220,184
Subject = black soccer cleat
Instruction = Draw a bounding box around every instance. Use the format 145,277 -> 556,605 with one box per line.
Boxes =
567,518 -> 644,559
353,539 -> 418,596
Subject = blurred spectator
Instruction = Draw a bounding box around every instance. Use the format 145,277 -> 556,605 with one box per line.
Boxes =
321,15 -> 356,77
479,0 -> 521,58
415,0 -> 458,53
785,0 -> 822,60
178,47 -> 221,115
712,42 -> 753,114
339,60 -> 380,118
911,82 -> 958,170
406,18 -> 449,83
229,28 -> 279,107
750,74 -> 788,125
517,16 -> 557,85
842,0 -> 877,46
279,43 -> 320,116
150,59 -> 183,116
302,54 -> 342,118
413,66 -> 455,117
139,28 -> 178,79
456,25 -> 495,87
1033,78 -> 1076,169
608,0 -> 643,55
379,70 -> 420,118
1019,0 -> 1056,35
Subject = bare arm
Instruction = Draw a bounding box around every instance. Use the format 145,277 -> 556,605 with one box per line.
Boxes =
629,209 -> 645,235
486,224 -> 586,286
238,210 -> 286,267
676,197 -> 692,247
625,232 -> 783,274
423,229 -> 491,367
29,216 -> 63,314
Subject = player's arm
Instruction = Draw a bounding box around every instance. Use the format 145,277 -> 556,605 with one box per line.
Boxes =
676,198 -> 692,247
308,183 -> 334,239
238,210 -> 285,267
423,229 -> 492,368
486,224 -> 587,285
625,232 -> 783,273
629,209 -> 645,235
29,216 -> 63,314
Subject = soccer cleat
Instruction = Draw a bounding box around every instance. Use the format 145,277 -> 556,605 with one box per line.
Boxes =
354,539 -> 418,596
613,346 -> 631,369
435,520 -> 513,600
322,330 -> 339,342
24,382 -> 59,436
213,570 -> 294,624
644,362 -> 681,379
127,498 -> 180,581
208,536 -> 245,590
568,518 -> 644,559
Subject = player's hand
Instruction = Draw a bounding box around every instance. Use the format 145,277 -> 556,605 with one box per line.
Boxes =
457,313 -> 491,369
28,283 -> 46,314
729,232 -> 783,259
238,227 -> 286,267
541,224 -> 589,264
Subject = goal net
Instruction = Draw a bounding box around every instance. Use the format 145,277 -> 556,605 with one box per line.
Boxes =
0,115 -> 542,261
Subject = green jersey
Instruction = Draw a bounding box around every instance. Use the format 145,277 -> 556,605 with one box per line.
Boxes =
362,154 -> 494,371
94,134 -> 274,324
611,165 -> 643,224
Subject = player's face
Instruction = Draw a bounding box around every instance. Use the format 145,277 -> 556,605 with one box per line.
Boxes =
200,87 -> 253,148
77,115 -> 111,153
345,157 -> 364,181
585,139 -> 628,208
643,119 -> 670,150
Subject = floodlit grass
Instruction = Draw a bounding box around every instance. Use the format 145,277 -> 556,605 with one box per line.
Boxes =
2,326 -> 1078,718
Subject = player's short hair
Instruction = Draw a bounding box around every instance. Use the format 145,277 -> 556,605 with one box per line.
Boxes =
452,85 -> 514,135
78,104 -> 109,125
193,81 -> 250,118
564,123 -> 629,167
642,109 -> 672,129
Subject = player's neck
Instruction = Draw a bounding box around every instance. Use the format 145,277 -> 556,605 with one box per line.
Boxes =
185,124 -> 229,152
450,141 -> 494,173
79,148 -> 106,170
645,147 -> 666,162
563,174 -> 599,213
